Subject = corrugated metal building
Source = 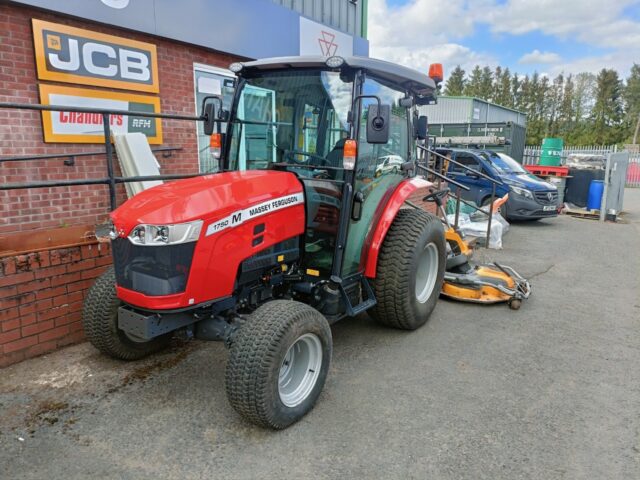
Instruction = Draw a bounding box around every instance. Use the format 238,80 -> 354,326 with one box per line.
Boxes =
420,96 -> 528,161
271,0 -> 367,37
421,96 -> 527,126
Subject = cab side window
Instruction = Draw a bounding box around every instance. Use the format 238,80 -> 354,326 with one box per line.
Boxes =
357,79 -> 408,181
452,153 -> 481,174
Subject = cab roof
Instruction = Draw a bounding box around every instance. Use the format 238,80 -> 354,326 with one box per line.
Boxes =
237,55 -> 437,101
436,147 -> 497,155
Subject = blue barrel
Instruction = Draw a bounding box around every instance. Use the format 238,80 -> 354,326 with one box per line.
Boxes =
586,180 -> 604,211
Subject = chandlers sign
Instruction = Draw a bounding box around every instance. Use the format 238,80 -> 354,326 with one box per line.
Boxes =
205,193 -> 305,237
32,19 -> 159,93
38,84 -> 163,144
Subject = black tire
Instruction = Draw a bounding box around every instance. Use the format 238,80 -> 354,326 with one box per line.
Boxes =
225,300 -> 332,429
509,299 -> 522,310
82,267 -> 171,360
370,209 -> 446,330
482,196 -> 506,217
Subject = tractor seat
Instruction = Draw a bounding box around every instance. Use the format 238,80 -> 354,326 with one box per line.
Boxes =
321,138 -> 347,180
325,138 -> 346,169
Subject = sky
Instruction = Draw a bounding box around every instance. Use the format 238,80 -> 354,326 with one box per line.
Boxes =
368,0 -> 640,78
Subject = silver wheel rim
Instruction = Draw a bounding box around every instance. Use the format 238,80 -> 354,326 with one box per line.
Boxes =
415,242 -> 439,303
278,333 -> 323,408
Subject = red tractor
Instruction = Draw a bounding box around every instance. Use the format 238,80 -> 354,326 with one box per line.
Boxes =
84,56 -> 446,429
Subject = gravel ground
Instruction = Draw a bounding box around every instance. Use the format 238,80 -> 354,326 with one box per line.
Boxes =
1,189 -> 639,480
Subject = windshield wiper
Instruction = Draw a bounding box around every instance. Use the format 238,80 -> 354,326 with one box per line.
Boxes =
233,118 -> 292,127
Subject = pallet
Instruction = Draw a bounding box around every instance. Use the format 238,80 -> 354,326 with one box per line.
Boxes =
525,165 -> 569,177
564,207 -> 600,219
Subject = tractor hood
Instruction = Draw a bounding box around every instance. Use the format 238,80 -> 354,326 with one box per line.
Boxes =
111,170 -> 304,236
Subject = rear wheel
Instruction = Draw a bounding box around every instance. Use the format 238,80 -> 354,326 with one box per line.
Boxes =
370,209 -> 446,330
82,267 -> 171,360
225,300 -> 332,429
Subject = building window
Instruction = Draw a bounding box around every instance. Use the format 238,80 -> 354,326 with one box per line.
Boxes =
194,63 -> 235,172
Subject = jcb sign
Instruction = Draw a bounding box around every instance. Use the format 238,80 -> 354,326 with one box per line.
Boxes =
32,19 -> 159,93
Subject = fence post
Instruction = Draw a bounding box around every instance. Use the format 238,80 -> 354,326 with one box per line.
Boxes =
485,183 -> 495,248
102,113 -> 117,211
600,154 -> 611,222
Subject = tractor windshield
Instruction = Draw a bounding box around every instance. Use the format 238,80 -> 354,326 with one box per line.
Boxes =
227,70 -> 354,172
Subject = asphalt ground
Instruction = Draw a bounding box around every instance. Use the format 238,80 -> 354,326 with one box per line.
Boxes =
1,189 -> 639,479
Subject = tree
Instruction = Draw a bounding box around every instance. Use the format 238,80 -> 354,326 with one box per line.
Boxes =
512,73 -> 523,111
559,74 -> 576,139
493,67 -> 513,107
464,66 -> 483,98
479,66 -> 494,101
592,69 -> 624,144
547,74 -> 565,137
573,72 -> 597,123
444,66 -> 466,96
624,64 -> 640,143
492,66 -> 503,102
435,61 -> 628,146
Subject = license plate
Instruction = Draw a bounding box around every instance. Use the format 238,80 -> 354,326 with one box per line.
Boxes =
543,205 -> 556,211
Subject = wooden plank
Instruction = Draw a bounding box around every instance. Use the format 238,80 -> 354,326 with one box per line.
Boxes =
564,208 -> 600,219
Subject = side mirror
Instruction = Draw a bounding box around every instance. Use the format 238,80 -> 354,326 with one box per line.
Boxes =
415,115 -> 428,140
201,95 -> 226,136
366,104 -> 390,144
203,101 -> 217,136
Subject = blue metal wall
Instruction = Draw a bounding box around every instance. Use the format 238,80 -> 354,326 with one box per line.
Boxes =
8,0 -> 369,59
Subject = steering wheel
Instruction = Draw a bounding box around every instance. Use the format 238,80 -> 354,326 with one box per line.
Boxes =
423,187 -> 450,206
285,149 -> 328,167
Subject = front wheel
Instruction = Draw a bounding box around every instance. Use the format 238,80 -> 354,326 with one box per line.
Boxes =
225,300 -> 332,429
370,209 -> 446,330
82,267 -> 171,360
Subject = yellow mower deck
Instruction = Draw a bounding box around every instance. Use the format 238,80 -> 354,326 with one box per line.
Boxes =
442,222 -> 530,310
442,265 -> 526,308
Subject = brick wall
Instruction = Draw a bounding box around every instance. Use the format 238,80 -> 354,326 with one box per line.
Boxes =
0,3 -> 239,235
0,242 -> 111,367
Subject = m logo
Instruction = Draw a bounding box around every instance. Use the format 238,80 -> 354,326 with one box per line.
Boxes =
300,18 -> 353,57
33,19 -> 159,93
318,31 -> 338,56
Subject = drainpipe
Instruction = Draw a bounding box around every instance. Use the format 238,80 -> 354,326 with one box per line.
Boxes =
361,0 -> 368,38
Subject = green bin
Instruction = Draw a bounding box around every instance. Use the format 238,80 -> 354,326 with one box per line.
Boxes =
540,137 -> 563,166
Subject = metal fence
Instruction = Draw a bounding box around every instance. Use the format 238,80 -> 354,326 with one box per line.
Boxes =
523,145 -> 640,188
0,102 -> 207,210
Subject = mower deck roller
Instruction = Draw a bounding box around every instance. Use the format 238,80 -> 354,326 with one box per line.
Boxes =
83,55 -> 446,429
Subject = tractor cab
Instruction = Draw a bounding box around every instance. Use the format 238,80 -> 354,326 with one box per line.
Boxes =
86,56 -> 447,429
206,56 -> 438,303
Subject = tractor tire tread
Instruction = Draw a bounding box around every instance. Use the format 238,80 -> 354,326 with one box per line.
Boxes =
370,208 -> 444,330
225,300 -> 331,429
82,267 -> 170,361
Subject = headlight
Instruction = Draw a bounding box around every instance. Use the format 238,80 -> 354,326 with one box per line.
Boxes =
510,186 -> 533,199
128,220 -> 203,246
325,56 -> 345,68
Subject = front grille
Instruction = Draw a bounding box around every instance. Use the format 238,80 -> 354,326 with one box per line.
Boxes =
534,190 -> 558,205
111,237 -> 196,296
